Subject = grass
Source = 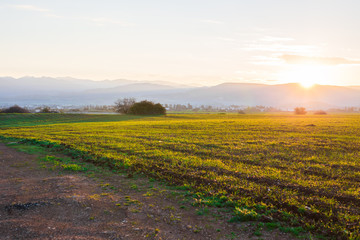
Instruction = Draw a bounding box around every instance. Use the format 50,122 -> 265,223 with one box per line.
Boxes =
0,113 -> 144,128
1,113 -> 359,239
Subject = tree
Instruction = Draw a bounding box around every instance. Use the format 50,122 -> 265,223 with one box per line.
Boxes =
1,105 -> 30,113
41,106 -> 51,113
114,98 -> 136,114
40,106 -> 58,113
314,110 -> 327,115
294,107 -> 307,115
128,100 -> 166,115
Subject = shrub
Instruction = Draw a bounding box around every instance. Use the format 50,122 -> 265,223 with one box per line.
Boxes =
1,105 -> 30,113
314,110 -> 327,115
128,101 -> 166,115
114,98 -> 136,114
238,110 -> 246,114
294,107 -> 307,115
40,107 -> 51,113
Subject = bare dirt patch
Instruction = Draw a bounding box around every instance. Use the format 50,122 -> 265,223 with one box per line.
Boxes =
0,143 -> 294,239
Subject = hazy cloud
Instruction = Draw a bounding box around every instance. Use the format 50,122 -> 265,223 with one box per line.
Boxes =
90,17 -> 131,27
281,55 -> 360,65
250,55 -> 283,66
11,4 -> 49,12
242,43 -> 317,54
44,13 -> 64,19
201,19 -> 223,24
216,37 -> 236,42
260,36 -> 294,42
9,5 -> 130,27
43,14 -> 131,27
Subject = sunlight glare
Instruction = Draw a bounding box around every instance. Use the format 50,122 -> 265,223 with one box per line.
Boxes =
279,65 -> 333,88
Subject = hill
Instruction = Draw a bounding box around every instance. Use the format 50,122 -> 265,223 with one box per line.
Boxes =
1,77 -> 360,109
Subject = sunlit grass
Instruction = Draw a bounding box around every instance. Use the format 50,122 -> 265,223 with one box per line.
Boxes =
1,113 -> 359,238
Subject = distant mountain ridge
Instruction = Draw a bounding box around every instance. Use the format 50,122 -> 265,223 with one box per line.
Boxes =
1,77 -> 359,109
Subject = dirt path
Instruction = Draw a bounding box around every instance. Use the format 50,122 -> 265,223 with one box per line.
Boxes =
0,143 -> 292,240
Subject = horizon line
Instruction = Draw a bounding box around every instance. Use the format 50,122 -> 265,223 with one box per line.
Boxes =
0,76 -> 358,88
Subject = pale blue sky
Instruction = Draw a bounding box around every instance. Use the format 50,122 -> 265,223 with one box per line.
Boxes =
1,0 -> 360,86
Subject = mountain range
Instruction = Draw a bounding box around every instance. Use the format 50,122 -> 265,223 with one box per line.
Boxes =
1,77 -> 360,109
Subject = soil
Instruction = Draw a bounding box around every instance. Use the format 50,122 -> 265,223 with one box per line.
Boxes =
0,143 -> 294,240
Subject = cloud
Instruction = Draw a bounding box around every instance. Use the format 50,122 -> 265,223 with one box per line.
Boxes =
11,4 -> 49,12
90,17 -> 131,27
43,14 -> 131,27
260,36 -> 294,42
216,37 -> 236,42
9,5 -> 130,27
242,43 -> 317,54
44,13 -> 65,19
201,19 -> 223,24
280,55 -> 360,65
250,55 -> 283,66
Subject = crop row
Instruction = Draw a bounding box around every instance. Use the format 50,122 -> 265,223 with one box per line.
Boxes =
1,114 -> 359,238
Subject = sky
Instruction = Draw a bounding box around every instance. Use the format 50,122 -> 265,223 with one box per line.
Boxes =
1,0 -> 360,86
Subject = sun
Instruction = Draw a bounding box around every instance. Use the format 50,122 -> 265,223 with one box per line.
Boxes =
279,64 -> 333,88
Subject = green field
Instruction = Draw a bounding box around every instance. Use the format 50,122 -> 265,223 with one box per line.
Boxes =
1,113 -> 359,239
0,113 -> 144,128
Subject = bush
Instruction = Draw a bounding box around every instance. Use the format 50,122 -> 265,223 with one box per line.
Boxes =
1,105 -> 30,113
294,107 -> 307,115
238,110 -> 246,114
314,110 -> 327,115
128,101 -> 166,115
40,107 -> 51,113
114,98 -> 136,114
